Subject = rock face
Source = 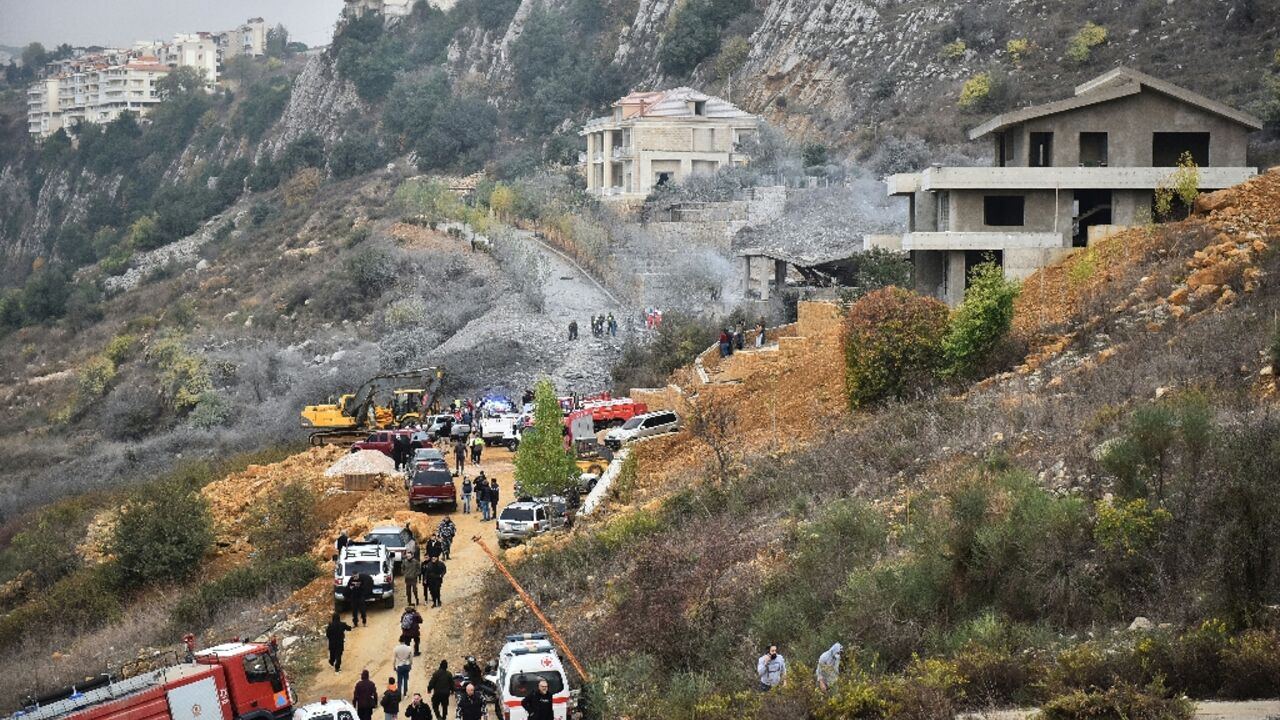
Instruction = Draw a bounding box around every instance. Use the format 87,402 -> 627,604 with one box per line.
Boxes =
268,53 -> 366,156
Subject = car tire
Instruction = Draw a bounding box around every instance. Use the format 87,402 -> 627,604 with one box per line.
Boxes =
508,439 -> 519,452
384,595 -> 395,609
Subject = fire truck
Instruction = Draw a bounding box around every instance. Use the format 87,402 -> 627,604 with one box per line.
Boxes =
11,641 -> 293,720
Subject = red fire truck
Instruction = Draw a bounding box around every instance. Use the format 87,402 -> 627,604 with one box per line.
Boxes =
14,641 -> 293,720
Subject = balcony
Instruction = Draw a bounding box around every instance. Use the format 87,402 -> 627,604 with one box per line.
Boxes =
909,165 -> 1257,192
611,146 -> 632,159
900,231 -> 1065,251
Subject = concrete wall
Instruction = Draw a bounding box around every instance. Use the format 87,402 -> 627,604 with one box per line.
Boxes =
1000,90 -> 1250,168
947,189 -> 1072,239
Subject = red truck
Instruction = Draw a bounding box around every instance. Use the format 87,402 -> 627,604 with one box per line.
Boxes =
17,641 -> 293,720
408,466 -> 457,510
579,398 -> 648,430
350,429 -> 426,457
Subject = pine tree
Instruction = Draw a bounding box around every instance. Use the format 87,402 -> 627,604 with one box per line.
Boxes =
513,379 -> 579,497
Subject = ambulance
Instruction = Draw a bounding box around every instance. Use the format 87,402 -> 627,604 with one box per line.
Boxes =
491,633 -> 573,720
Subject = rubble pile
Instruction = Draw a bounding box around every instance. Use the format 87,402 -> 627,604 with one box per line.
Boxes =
323,449 -> 397,477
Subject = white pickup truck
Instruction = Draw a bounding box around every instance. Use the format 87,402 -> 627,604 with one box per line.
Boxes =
480,414 -> 523,449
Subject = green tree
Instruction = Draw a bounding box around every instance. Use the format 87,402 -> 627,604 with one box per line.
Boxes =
330,132 -> 388,178
941,261 -> 1020,377
266,23 -> 291,58
250,481 -> 321,558
842,287 -> 950,408
514,379 -> 579,497
156,66 -> 207,98
715,36 -> 751,81
21,42 -> 47,70
109,479 -> 214,585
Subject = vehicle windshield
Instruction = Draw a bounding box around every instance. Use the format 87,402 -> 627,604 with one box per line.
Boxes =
243,652 -> 284,692
342,561 -> 382,576
621,417 -> 644,430
500,507 -> 535,522
508,671 -> 565,697
367,533 -> 403,547
412,471 -> 452,486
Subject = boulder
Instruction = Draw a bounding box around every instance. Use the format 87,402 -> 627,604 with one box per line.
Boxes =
1194,189 -> 1235,214
1128,616 -> 1154,631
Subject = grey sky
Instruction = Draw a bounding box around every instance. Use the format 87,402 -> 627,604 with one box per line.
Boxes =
0,0 -> 346,50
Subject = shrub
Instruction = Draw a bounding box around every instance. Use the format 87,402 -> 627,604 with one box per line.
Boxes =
1006,38 -> 1030,61
959,72 -> 993,109
1219,629 -> 1280,698
170,556 -> 319,628
941,40 -> 967,59
714,36 -> 751,80
597,510 -> 664,551
870,135 -> 930,177
1038,679 -> 1192,720
941,261 -> 1019,377
842,287 -> 949,408
344,244 -> 399,299
249,481 -> 322,558
108,479 -> 213,586
330,132 -> 387,179
77,355 -> 117,400
513,379 -> 580,496
1269,322 -> 1280,370
147,332 -> 213,411
657,0 -> 751,76
1066,22 -> 1107,64
283,167 -> 323,207
188,391 -> 231,429
953,643 -> 1046,708
801,143 -> 829,168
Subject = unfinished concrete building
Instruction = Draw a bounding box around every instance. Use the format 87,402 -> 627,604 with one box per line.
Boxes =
876,67 -> 1262,304
580,88 -> 762,199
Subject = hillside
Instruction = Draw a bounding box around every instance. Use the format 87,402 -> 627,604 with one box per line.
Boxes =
473,170 -> 1280,717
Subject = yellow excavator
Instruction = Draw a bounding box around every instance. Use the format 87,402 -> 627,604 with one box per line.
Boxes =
301,366 -> 445,445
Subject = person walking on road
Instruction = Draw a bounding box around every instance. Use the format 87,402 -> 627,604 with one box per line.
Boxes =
456,684 -> 484,720
816,642 -> 843,693
568,320 -> 578,340
399,605 -> 423,655
380,679 -> 402,720
393,637 -> 413,694
756,644 -> 786,692
453,440 -> 466,475
403,694 -> 431,720
403,552 -> 421,606
427,660 -> 453,720
325,612 -> 352,673
488,480 -> 500,515
470,434 -> 484,465
422,556 -> 447,607
607,313 -> 617,337
425,534 -> 443,562
521,679 -> 554,720
475,476 -> 491,521
353,670 -> 379,720
461,476 -> 473,514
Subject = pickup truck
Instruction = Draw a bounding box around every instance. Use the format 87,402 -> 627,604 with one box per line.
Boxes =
580,398 -> 649,430
350,429 -> 422,457
481,414 -> 523,448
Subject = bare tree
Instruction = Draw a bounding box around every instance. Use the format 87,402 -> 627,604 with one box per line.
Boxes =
685,391 -> 738,483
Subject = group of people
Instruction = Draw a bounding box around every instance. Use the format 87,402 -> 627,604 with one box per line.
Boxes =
754,642 -> 845,694
642,307 -> 663,330
460,472 -> 500,519
450,434 -> 484,475
718,320 -> 767,358
352,661 -> 490,720
567,313 -> 618,340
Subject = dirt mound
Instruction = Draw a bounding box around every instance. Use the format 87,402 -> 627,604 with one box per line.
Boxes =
323,449 -> 396,477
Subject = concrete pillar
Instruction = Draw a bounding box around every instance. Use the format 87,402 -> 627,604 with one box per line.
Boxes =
774,259 -> 787,298
602,130 -> 614,190
741,256 -> 753,298
679,158 -> 693,183
945,251 -> 967,306
585,134 -> 595,192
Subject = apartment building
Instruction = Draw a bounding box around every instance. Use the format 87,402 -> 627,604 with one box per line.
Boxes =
579,87 -> 763,199
344,0 -> 420,19
215,18 -> 267,61
166,33 -> 218,85
875,67 -> 1262,304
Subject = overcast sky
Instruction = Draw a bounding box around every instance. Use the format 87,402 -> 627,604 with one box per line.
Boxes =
0,0 -> 346,50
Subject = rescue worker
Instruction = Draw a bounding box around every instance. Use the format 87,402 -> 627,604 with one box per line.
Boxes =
380,678 -> 402,720
427,660 -> 453,720
325,612 -> 352,672
462,656 -> 484,686
488,480 -> 500,515
456,684 -> 484,720
461,476 -> 473,514
470,434 -> 484,465
816,642 -> 843,693
438,518 -> 456,560
520,679 -> 554,720
393,636 -> 414,694
422,556 -> 447,607
568,320 -> 578,340
399,605 -> 423,656
756,644 -> 786,691
404,694 -> 431,720
353,670 -> 379,720
403,550 -> 421,606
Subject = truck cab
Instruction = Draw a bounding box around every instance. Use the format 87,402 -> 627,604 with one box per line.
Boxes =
194,643 -> 293,720
492,633 -> 572,720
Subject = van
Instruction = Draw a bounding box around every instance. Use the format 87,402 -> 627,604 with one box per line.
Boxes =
603,410 -> 681,450
492,633 -> 572,720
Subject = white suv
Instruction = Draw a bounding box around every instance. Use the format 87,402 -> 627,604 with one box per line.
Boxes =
604,410 -> 681,450
334,541 -> 395,609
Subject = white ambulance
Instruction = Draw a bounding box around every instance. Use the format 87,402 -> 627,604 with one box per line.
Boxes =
491,633 -> 573,720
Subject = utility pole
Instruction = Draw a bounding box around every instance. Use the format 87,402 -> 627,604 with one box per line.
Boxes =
471,536 -> 591,683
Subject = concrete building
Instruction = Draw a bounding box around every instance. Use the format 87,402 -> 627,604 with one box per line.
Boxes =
219,18 -> 268,59
27,58 -> 171,137
166,33 -> 219,85
579,87 -> 762,199
876,67 -> 1262,304
344,0 -> 420,19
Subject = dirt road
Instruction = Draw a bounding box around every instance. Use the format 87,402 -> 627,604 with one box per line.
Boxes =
305,447 -> 517,703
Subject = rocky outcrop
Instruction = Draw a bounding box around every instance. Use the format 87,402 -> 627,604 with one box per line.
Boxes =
268,53 -> 365,156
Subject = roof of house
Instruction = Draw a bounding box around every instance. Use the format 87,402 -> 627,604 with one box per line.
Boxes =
613,86 -> 755,119
968,66 -> 1263,140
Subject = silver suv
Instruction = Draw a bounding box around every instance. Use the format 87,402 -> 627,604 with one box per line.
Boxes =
364,524 -> 414,571
495,500 -> 568,549
604,410 -> 681,450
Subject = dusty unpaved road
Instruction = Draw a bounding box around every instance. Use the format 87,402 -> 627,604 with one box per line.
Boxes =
962,700 -> 1280,720
305,447 -> 518,702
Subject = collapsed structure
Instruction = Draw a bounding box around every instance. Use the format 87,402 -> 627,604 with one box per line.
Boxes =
874,67 -> 1262,304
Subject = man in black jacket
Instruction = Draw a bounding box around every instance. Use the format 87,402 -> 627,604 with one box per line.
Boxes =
403,693 -> 432,720
456,684 -> 485,720
380,678 -> 402,720
347,574 -> 370,626
422,557 -> 447,607
520,679 -> 554,720
325,612 -> 352,672
426,660 -> 453,720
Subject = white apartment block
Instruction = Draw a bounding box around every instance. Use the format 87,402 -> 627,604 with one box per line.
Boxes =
344,0 -> 421,19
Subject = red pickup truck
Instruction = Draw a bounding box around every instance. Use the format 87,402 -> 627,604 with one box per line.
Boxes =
351,429 -> 426,457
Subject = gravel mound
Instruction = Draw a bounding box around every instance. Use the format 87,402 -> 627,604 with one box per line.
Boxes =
324,449 -> 397,477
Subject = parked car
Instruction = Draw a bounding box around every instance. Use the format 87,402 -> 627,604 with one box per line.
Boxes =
350,429 -> 422,457
364,523 -> 413,571
293,697 -> 358,720
334,540 -> 394,608
425,414 -> 455,439
603,410 -> 681,450
412,447 -> 446,465
495,499 -> 568,548
408,467 -> 457,511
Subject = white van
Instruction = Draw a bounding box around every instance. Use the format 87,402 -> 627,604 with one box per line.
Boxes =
491,633 -> 572,720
